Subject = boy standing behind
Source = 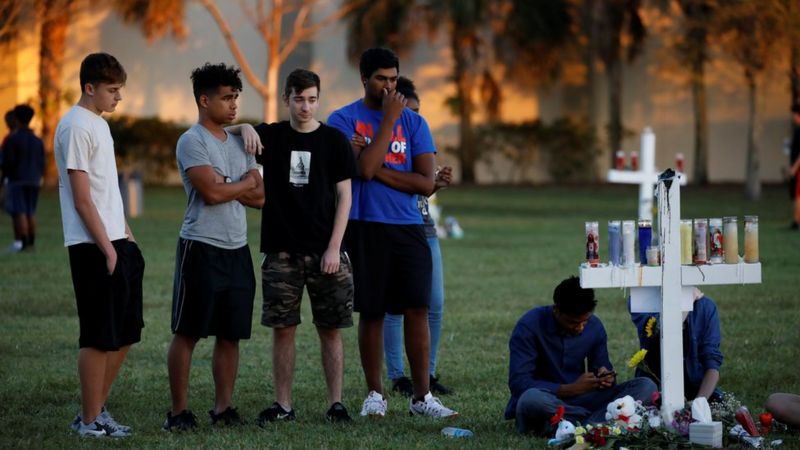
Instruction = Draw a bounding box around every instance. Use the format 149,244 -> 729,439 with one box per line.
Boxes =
55,52 -> 144,437
253,69 -> 356,425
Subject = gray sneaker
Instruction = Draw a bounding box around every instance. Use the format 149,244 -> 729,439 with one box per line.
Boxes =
99,407 -> 131,433
75,419 -> 129,437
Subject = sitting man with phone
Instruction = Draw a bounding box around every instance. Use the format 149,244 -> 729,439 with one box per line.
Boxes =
505,276 -> 658,436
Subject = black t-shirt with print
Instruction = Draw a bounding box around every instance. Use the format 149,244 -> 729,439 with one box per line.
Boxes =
255,121 -> 357,254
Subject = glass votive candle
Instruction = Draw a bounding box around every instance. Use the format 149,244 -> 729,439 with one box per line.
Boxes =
723,216 -> 739,264
646,245 -> 660,266
744,215 -> 759,263
680,219 -> 693,264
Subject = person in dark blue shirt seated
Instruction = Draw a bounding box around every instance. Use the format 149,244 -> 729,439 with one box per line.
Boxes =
629,288 -> 723,402
505,276 -> 657,436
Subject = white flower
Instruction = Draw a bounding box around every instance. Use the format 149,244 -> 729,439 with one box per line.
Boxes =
649,415 -> 662,428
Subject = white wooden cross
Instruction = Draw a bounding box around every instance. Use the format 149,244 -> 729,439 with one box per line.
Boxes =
607,127 -> 688,221
580,170 -> 761,423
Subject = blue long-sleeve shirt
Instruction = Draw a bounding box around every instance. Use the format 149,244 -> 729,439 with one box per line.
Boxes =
505,305 -> 612,419
629,296 -> 723,399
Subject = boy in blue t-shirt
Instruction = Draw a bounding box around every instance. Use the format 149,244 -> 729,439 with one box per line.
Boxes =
327,48 -> 457,419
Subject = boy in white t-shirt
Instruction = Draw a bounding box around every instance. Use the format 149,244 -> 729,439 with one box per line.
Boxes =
54,53 -> 144,438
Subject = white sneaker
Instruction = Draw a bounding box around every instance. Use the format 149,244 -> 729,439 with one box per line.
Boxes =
99,407 -> 131,434
75,420 -> 107,437
360,391 -> 388,417
409,392 -> 458,418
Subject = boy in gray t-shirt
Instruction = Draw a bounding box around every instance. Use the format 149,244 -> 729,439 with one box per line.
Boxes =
165,63 -> 264,431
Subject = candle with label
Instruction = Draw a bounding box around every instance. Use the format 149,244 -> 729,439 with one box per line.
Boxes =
723,216 -> 739,264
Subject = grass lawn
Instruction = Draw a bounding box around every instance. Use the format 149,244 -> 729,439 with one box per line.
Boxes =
1,184 -> 798,449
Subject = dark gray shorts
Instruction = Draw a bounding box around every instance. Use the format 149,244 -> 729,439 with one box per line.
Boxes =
261,252 -> 354,329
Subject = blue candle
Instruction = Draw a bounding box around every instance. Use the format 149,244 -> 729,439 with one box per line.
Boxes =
608,220 -> 621,265
638,219 -> 652,264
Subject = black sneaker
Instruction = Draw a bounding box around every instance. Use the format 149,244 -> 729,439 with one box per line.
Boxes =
257,402 -> 295,427
163,409 -> 198,432
326,402 -> 352,423
391,376 -> 414,397
209,406 -> 245,426
430,374 -> 453,395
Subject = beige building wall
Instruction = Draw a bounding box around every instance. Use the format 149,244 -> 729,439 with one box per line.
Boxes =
1,1 -> 793,183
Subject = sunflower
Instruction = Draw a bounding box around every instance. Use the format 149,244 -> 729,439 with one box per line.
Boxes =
628,349 -> 648,368
645,316 -> 657,338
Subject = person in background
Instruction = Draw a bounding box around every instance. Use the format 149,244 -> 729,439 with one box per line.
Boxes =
1,104 -> 45,252
789,103 -> 800,230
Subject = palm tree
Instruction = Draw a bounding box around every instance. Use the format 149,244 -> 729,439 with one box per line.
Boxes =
596,0 -> 646,166
676,0 -> 714,185
715,0 -> 784,200
36,0 -> 73,186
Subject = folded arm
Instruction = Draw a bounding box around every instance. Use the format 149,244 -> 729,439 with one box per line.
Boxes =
185,165 -> 258,205
373,152 -> 435,196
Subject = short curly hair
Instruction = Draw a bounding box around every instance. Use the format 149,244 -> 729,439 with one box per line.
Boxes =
553,276 -> 597,316
190,63 -> 243,102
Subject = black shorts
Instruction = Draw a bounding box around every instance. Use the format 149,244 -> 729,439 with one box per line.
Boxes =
344,221 -> 432,316
68,239 -> 145,351
172,238 -> 255,340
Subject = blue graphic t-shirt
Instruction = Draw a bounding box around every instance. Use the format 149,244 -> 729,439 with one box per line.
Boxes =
327,99 -> 435,225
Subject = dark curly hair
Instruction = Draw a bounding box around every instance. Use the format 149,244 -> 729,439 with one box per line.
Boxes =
190,63 -> 243,102
359,47 -> 399,79
553,276 -> 597,316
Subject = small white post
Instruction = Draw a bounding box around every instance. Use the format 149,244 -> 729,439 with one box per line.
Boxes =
638,128 -> 656,221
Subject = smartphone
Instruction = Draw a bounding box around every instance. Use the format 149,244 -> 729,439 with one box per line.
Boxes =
597,370 -> 616,378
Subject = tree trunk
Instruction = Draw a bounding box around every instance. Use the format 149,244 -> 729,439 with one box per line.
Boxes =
607,55 -> 623,162
744,70 -> 760,200
452,38 -> 476,184
265,60 -> 278,123
38,0 -> 70,187
690,49 -> 709,185
791,39 -> 799,107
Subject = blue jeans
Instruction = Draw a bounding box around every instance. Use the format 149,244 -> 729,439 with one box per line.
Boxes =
383,236 -> 443,379
514,377 -> 658,435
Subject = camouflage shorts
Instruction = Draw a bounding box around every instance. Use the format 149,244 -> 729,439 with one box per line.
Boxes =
261,252 -> 354,329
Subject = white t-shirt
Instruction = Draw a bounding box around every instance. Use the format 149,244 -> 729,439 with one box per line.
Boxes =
54,105 -> 127,246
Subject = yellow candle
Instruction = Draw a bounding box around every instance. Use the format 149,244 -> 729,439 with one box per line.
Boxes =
680,219 -> 692,264
744,215 -> 759,263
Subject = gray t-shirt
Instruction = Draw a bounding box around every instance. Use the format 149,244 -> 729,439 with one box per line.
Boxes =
176,124 -> 257,249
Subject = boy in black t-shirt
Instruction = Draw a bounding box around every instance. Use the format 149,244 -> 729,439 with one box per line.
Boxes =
253,69 -> 357,424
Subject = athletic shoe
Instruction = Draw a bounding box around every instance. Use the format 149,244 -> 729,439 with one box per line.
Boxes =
209,406 -> 245,426
360,391 -> 387,417
75,419 -> 129,437
71,412 -> 130,437
99,406 -> 131,433
257,402 -> 295,426
163,410 -> 198,432
326,402 -> 352,423
75,420 -> 107,437
391,376 -> 414,397
409,392 -> 458,418
430,374 -> 453,395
